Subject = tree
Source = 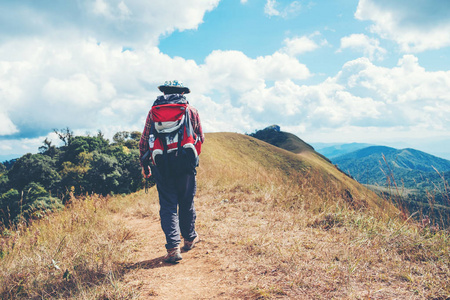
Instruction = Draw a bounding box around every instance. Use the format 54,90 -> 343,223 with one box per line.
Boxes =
0,189 -> 20,226
113,131 -> 141,150
39,138 -> 58,158
0,183 -> 63,225
20,182 -> 63,220
8,153 -> 61,192
64,135 -> 109,163
113,131 -> 130,144
0,173 -> 8,195
130,131 -> 141,142
84,152 -> 122,195
59,152 -> 92,198
54,127 -> 74,146
116,149 -> 145,193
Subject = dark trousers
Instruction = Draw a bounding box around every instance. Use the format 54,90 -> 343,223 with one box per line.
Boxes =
152,166 -> 198,249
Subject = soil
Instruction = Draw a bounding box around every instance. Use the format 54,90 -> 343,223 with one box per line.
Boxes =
121,208 -> 243,299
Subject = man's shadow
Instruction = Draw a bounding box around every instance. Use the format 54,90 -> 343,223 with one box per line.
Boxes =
124,256 -> 180,270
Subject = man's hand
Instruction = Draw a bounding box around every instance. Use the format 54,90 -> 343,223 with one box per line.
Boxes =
142,166 -> 151,178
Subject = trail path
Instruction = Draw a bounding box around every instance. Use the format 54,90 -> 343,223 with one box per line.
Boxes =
120,203 -> 243,299
116,190 -> 430,300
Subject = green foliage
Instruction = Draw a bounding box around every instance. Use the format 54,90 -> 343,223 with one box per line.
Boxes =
0,189 -> 20,226
113,131 -> 129,144
64,136 -> 109,163
0,129 -> 145,228
0,173 -> 8,195
7,153 -> 60,191
20,182 -> 63,221
116,149 -> 144,193
84,152 -> 122,196
53,127 -> 74,146
38,138 -> 59,158
112,130 -> 141,150
0,183 -> 63,225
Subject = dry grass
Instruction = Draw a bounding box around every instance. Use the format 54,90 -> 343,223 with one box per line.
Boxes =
0,194 -> 141,299
194,133 -> 450,299
1,132 -> 449,299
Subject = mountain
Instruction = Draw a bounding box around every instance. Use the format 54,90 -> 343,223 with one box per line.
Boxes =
248,126 -> 330,162
332,146 -> 450,189
313,142 -> 375,159
249,128 -> 450,224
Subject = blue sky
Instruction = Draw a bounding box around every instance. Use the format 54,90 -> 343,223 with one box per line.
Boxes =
1,0 -> 450,160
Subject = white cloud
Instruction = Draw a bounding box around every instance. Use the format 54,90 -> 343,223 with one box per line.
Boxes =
1,0 -> 450,159
0,0 -> 220,47
355,0 -> 450,52
92,0 -> 113,18
264,0 -> 280,17
339,33 -> 386,61
281,36 -> 319,56
332,55 -> 450,132
43,74 -> 101,106
3,28 -> 449,157
264,0 -> 301,18
336,55 -> 450,104
0,32 -> 313,144
203,50 -> 310,96
0,111 -> 18,135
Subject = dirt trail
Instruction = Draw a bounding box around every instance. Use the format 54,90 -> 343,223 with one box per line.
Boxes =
121,210 -> 236,299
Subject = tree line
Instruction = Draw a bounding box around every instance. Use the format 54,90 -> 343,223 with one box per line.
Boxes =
0,128 -> 148,228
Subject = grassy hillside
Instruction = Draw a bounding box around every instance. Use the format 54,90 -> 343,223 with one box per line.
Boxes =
0,133 -> 449,299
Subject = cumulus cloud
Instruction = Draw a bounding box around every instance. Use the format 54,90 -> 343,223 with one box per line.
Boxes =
281,36 -> 320,56
2,30 -> 449,156
203,50 -> 310,96
1,0 -> 450,158
339,33 -> 386,61
0,111 -> 18,136
333,55 -> 450,130
355,0 -> 450,52
0,30 -> 313,141
0,0 -> 220,46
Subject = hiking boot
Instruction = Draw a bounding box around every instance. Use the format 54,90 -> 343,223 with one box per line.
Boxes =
164,247 -> 182,263
183,235 -> 200,251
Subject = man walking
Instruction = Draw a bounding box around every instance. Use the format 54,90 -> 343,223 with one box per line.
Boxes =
139,80 -> 204,263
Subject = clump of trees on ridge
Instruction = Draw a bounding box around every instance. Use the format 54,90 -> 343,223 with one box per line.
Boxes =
0,128 -> 147,228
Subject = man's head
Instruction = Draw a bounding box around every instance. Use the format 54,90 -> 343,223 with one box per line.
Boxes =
158,80 -> 190,95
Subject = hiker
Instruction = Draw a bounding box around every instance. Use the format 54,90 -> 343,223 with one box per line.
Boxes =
139,80 -> 204,263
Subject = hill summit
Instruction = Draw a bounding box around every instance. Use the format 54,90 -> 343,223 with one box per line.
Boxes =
248,125 -> 323,157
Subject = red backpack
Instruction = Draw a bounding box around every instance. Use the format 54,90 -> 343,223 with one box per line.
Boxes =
149,94 -> 201,175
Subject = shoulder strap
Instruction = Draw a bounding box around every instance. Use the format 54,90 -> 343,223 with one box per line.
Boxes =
152,94 -> 188,107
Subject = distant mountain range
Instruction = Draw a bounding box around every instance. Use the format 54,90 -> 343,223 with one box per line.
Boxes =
313,143 -> 374,159
249,125 -> 450,191
331,146 -> 450,190
249,126 -> 450,224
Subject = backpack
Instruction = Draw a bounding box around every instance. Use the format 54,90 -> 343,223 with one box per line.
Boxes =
149,94 -> 201,176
